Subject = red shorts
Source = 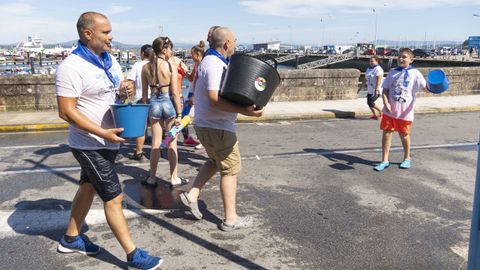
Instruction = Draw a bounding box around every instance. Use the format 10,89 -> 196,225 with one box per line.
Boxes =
380,114 -> 412,135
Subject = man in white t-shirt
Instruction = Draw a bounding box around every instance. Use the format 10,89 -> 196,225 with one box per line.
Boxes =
55,12 -> 162,269
180,27 -> 264,231
126,44 -> 153,161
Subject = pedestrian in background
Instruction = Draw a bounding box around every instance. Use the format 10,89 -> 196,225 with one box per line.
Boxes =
127,44 -> 153,161
365,56 -> 384,120
182,40 -> 206,148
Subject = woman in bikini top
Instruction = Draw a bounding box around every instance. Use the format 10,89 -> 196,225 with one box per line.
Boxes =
141,36 -> 188,188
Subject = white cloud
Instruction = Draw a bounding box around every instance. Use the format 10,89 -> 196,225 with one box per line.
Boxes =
240,0 -> 480,17
106,5 -> 133,15
0,2 -> 35,16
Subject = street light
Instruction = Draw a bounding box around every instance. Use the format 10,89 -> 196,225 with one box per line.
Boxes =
373,8 -> 378,45
373,4 -> 387,46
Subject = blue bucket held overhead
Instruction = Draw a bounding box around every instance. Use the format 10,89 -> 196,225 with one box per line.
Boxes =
110,104 -> 150,138
427,69 -> 449,94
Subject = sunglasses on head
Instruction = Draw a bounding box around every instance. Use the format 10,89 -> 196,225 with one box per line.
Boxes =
163,37 -> 171,48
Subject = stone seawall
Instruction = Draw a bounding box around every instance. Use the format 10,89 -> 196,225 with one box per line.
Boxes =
0,67 -> 479,111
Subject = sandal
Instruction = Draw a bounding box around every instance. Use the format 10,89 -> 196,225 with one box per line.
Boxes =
170,177 -> 189,189
141,177 -> 158,188
219,216 -> 253,232
179,192 -> 203,220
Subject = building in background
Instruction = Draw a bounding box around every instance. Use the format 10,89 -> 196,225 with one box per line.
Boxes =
253,41 -> 281,52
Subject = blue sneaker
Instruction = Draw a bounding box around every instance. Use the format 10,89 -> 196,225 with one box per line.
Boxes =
128,248 -> 163,270
57,235 -> 101,255
374,161 -> 390,171
399,159 -> 411,169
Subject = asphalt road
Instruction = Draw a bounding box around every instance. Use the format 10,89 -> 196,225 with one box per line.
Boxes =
0,112 -> 478,270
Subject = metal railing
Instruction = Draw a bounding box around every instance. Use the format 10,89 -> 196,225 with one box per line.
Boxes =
296,52 -> 356,69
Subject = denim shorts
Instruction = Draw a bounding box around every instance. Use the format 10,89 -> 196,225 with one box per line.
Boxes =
149,92 -> 176,120
71,148 -> 122,202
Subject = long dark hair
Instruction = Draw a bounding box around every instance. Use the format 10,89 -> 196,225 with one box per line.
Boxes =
148,37 -> 173,86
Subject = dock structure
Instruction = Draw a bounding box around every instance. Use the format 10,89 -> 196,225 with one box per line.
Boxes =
297,52 -> 356,69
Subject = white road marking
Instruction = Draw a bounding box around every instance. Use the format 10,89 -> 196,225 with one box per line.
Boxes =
0,209 -> 169,236
0,144 -> 63,150
0,142 -> 476,175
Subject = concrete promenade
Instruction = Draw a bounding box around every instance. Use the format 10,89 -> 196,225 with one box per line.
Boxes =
0,95 -> 479,132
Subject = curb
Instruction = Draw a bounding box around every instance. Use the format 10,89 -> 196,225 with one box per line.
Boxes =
0,106 -> 479,133
0,123 -> 68,133
236,106 -> 480,122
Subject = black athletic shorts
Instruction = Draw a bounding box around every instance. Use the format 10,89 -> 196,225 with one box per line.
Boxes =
71,148 -> 122,202
367,93 -> 379,108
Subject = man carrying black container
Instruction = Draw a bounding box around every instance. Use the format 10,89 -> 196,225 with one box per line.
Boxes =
180,27 -> 264,231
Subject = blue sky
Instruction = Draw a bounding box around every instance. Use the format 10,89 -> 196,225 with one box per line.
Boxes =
1,0 -> 479,46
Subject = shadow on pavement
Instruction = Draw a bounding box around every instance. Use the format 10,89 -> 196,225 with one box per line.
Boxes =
7,199 -> 125,269
18,145 -> 266,269
323,109 -> 356,118
304,148 -> 377,170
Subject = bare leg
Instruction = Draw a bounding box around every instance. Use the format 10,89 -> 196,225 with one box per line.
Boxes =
399,132 -> 411,160
382,130 -> 393,162
187,160 -> 218,201
220,174 -> 238,224
65,182 -> 96,236
134,135 -> 145,155
164,118 -> 180,184
104,193 -> 136,254
149,119 -> 163,181
369,107 -> 377,116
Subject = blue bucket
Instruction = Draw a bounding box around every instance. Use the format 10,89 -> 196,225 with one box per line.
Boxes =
427,69 -> 449,94
110,104 -> 150,138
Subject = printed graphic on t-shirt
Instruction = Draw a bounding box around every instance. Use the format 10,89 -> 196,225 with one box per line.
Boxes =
392,73 -> 410,104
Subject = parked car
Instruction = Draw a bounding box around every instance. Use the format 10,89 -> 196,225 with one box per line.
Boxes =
375,47 -> 391,55
363,48 -> 376,55
413,49 -> 435,58
326,49 -> 337,54
342,49 -> 353,54
385,49 -> 399,56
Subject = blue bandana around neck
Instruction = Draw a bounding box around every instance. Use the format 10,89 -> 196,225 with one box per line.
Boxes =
395,65 -> 413,87
205,48 -> 229,65
72,40 -> 118,87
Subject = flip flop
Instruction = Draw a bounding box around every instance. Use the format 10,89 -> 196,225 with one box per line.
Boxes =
141,177 -> 158,188
170,177 -> 190,189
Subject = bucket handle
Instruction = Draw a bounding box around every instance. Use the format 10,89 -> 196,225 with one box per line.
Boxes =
254,55 -> 278,69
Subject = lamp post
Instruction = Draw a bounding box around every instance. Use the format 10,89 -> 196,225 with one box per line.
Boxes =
373,8 -> 378,45
468,134 -> 480,270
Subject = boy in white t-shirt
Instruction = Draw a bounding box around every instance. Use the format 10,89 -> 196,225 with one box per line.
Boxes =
126,44 -> 153,161
374,48 -> 426,171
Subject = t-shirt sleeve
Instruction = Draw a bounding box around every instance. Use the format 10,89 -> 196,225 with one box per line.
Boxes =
55,62 -> 83,98
206,64 -> 226,91
413,70 -> 426,93
127,63 -> 137,81
381,71 -> 392,89
375,67 -> 384,77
